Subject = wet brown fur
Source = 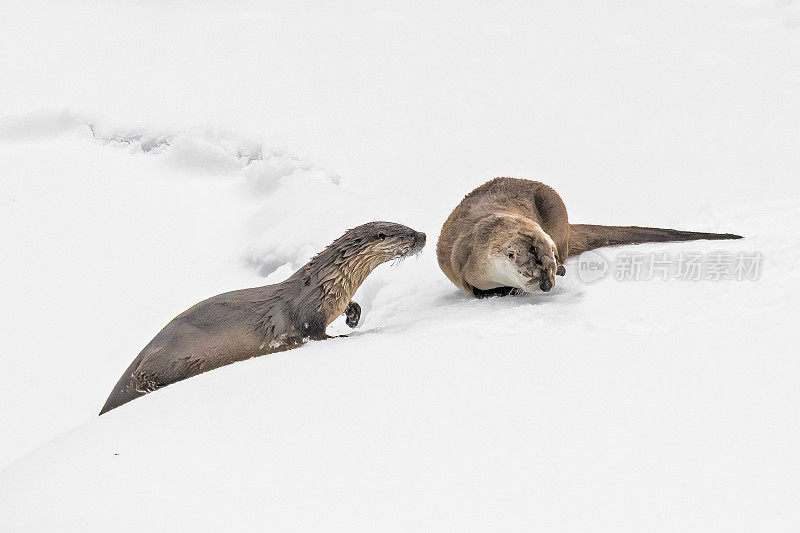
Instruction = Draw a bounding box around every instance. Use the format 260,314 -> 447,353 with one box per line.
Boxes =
100,221 -> 426,414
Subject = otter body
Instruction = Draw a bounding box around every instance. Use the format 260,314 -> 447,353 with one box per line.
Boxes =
101,222 -> 426,414
437,178 -> 741,297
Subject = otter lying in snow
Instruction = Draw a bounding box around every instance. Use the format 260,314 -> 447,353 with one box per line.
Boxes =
100,221 -> 426,414
437,177 -> 741,297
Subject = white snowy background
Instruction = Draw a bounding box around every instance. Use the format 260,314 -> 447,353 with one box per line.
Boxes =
1,0 -> 799,531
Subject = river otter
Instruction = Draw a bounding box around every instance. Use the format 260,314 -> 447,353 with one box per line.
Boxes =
100,221 -> 426,414
437,178 -> 741,297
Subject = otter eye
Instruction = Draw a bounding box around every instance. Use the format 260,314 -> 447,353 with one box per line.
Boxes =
378,233 -> 387,240
507,252 -> 515,259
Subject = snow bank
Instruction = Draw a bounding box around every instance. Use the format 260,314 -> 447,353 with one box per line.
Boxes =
1,263 -> 798,531
1,121 -> 797,530
2,0 -> 799,530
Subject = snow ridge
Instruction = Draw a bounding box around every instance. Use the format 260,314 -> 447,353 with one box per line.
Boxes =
1,110 -> 353,278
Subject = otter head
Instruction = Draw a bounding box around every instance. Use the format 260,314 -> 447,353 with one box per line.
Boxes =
484,218 -> 560,293
299,221 -> 426,325
337,221 -> 426,268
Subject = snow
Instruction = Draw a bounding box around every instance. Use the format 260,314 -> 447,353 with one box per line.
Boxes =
1,0 -> 799,531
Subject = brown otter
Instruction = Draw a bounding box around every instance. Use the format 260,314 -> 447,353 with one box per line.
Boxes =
437,178 -> 741,297
100,221 -> 426,414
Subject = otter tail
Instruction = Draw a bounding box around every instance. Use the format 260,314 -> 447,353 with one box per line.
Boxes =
568,224 -> 742,257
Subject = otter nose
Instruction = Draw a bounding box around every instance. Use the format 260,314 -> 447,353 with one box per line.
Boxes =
412,232 -> 426,249
539,277 -> 553,292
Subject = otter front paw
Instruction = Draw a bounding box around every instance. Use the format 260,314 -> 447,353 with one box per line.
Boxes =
345,301 -> 361,328
556,265 -> 566,276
